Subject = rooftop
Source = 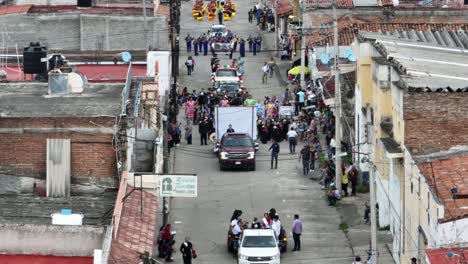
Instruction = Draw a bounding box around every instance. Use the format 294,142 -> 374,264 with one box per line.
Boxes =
0,191 -> 117,225
359,30 -> 468,91
0,255 -> 92,264
307,13 -> 468,46
0,4 -> 154,15
0,83 -> 123,118
109,186 -> 157,263
416,149 -> 468,222
426,247 -> 468,263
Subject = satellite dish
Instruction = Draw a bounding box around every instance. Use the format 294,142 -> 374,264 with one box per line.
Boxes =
121,52 -> 132,63
320,54 -> 330,64
67,72 -> 84,93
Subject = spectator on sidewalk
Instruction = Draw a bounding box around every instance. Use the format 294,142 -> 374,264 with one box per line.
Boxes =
347,162 -> 359,196
327,185 -> 341,206
269,139 -> 280,169
291,214 -> 302,251
329,135 -> 336,160
287,127 -> 298,154
299,144 -> 311,176
342,171 -> 349,197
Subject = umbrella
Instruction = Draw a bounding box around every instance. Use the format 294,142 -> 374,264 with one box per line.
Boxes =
288,66 -> 310,75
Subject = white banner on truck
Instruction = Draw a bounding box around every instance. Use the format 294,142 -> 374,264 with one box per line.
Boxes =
215,106 -> 257,141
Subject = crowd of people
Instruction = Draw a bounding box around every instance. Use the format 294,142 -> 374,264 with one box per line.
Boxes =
185,32 -> 263,58
248,4 -> 275,32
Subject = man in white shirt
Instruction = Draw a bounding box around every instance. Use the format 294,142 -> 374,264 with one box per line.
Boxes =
329,135 -> 336,159
262,62 -> 269,84
287,127 -> 298,154
232,222 -> 242,236
271,215 -> 281,239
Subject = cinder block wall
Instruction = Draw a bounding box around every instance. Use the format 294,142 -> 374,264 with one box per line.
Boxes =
0,117 -> 117,178
403,92 -> 468,155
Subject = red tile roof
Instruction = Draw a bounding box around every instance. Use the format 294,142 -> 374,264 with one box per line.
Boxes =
156,4 -> 170,16
426,247 -> 468,264
28,5 -> 152,15
0,255 -> 93,264
271,0 -> 293,16
418,154 -> 468,223
306,13 -> 468,46
109,185 -> 158,264
0,5 -> 32,15
304,0 -> 354,8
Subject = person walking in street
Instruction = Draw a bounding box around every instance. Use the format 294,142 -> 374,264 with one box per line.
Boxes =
291,214 -> 302,251
269,139 -> 280,169
262,62 -> 269,84
217,7 -> 223,24
180,237 -> 195,264
287,127 -> 298,154
185,122 -> 192,145
267,57 -> 276,78
239,38 -> 246,57
199,118 -> 209,145
185,56 -> 194,75
299,144 -> 311,176
352,256 -> 363,264
185,34 -> 193,53
248,8 -> 253,23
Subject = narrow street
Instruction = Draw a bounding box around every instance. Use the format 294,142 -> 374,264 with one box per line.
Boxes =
165,0 -> 354,263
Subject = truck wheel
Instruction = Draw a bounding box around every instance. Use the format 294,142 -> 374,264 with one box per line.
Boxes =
250,164 -> 256,171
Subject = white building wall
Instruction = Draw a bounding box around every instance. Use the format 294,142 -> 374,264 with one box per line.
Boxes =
435,217 -> 468,247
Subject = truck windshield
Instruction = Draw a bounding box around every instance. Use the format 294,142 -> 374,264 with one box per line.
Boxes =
242,236 -> 277,248
219,83 -> 239,92
217,70 -> 237,77
223,137 -> 252,147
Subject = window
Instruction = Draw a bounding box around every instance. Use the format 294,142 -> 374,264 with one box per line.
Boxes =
242,236 -> 277,248
465,0 -> 468,5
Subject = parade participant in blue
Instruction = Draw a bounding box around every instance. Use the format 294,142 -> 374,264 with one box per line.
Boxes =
239,38 -> 245,57
256,35 -> 262,52
185,34 -> 193,53
202,34 -> 209,56
247,35 -> 253,52
253,38 -> 257,56
193,38 -> 199,56
198,36 -> 203,52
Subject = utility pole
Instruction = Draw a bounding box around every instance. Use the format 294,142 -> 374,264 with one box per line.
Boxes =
142,0 -> 149,54
333,0 -> 342,193
299,2 -> 306,89
366,104 -> 378,264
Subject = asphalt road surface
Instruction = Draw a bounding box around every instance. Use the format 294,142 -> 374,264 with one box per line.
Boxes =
167,0 -> 355,263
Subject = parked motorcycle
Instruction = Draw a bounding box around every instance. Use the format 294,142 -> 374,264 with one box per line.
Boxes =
278,227 -> 288,253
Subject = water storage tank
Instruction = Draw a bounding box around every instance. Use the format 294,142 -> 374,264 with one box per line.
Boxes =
23,42 -> 47,74
77,0 -> 92,7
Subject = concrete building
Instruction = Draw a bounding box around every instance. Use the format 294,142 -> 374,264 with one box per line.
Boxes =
353,31 -> 468,264
0,80 -> 125,260
0,3 -> 168,51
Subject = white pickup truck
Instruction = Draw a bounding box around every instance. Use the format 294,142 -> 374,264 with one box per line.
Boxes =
238,229 -> 281,264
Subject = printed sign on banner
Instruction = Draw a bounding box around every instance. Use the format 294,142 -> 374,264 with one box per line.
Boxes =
159,175 -> 197,197
279,106 -> 294,119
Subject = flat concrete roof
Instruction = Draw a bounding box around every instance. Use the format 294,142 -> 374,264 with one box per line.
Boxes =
0,82 -> 123,118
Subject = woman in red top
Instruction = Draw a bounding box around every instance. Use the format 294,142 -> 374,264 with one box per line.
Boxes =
161,224 -> 172,241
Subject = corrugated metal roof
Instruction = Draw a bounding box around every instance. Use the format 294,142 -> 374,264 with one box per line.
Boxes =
359,30 -> 468,92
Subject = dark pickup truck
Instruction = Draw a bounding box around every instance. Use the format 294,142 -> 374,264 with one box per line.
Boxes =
215,133 -> 259,171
